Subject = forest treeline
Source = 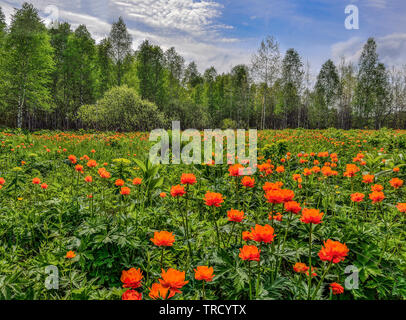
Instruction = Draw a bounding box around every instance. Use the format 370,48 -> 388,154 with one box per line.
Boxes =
0,2 -> 406,131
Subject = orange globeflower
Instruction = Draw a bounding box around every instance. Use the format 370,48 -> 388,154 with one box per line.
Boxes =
228,164 -> 244,177
149,282 -> 175,300
84,175 -> 93,183
122,289 -> 142,300
396,203 -> 406,213
281,189 -> 295,202
241,176 -> 255,188
293,262 -> 308,274
75,164 -> 84,172
115,179 -> 125,187
203,191 -> 224,207
350,192 -> 365,202
330,282 -> 344,295
318,239 -> 349,263
242,231 -> 253,241
159,268 -> 189,294
362,174 -> 374,184
68,155 -> 77,164
369,191 -> 385,204
300,208 -> 324,224
371,184 -> 383,192
264,189 -> 284,204
263,181 -> 283,192
284,201 -> 302,214
87,159 -> 97,168
180,173 -> 197,185
343,164 -> 360,177
41,183 -> 48,190
65,250 -> 76,259
160,192 -> 167,198
0,177 -> 5,185
239,245 -> 260,261
389,178 -> 403,189
227,209 -> 245,222
393,167 -> 400,172
276,165 -> 285,173
150,231 -> 175,247
121,268 -> 143,289
132,177 -> 142,185
98,168 -> 111,179
32,177 -> 41,185
194,266 -> 215,282
120,187 -> 131,195
250,224 -> 275,244
171,185 -> 186,197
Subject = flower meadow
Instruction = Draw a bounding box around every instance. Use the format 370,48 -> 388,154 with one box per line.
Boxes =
0,128 -> 405,300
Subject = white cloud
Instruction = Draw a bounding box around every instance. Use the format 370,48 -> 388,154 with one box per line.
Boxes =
331,33 -> 406,67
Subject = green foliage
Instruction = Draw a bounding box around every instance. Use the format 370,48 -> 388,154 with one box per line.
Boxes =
78,85 -> 165,131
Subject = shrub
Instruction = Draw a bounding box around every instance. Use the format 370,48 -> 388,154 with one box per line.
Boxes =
78,85 -> 166,131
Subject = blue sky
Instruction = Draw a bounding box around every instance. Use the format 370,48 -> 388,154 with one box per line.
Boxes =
1,0 -> 405,76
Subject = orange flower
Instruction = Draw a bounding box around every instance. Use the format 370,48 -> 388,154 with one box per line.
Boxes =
293,262 -> 308,273
227,209 -> 245,222
150,231 -> 175,247
284,201 -> 302,214
75,164 -> 84,172
32,177 -> 41,185
362,174 -> 374,184
98,168 -> 111,179
122,289 -> 142,300
87,159 -> 97,168
241,176 -> 255,188
239,245 -> 260,261
148,282 -> 175,300
350,192 -> 365,202
132,177 -> 142,185
396,203 -> 406,213
115,179 -> 125,187
171,185 -> 186,197
263,181 -> 283,192
0,177 -> 5,185
343,164 -> 360,177
160,192 -> 167,198
269,212 -> 283,221
276,165 -> 285,173
242,231 -> 253,241
393,167 -> 400,172
84,175 -> 93,183
250,224 -> 275,244
159,268 -> 189,294
389,178 -> 403,189
300,208 -> 323,224
68,155 -> 77,164
65,250 -> 76,259
264,189 -> 284,204
371,184 -> 383,192
369,191 -> 385,204
121,268 -> 143,288
194,266 -> 215,282
120,187 -> 131,195
318,239 -> 349,263
228,164 -> 244,177
203,191 -> 224,207
180,173 -> 197,185
40,183 -> 48,190
330,282 -> 344,295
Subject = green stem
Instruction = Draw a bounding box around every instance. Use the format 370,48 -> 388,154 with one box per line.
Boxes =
307,223 -> 313,300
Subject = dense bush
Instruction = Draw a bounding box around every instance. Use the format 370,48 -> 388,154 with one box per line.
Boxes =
78,86 -> 166,131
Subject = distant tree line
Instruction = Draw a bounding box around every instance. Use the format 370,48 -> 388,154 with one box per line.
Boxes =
0,3 -> 405,131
